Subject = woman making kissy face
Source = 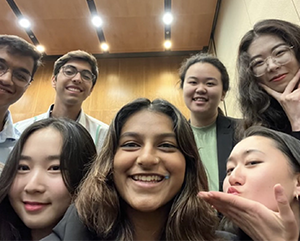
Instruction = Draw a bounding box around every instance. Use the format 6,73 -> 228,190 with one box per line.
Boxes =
43,98 -> 236,241
0,118 -> 96,240
199,126 -> 300,241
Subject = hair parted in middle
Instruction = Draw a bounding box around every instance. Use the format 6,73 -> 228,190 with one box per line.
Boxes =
75,98 -> 218,241
0,118 -> 97,240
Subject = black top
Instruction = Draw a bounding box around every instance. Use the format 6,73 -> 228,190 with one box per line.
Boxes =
42,204 -> 238,241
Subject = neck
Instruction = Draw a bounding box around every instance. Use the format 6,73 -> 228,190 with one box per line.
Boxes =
0,108 -> 8,132
51,101 -> 81,121
126,206 -> 169,241
190,111 -> 218,127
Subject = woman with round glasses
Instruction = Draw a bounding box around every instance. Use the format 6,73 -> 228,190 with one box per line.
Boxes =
237,19 -> 300,139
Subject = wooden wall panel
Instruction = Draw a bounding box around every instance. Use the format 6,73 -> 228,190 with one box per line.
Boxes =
10,55 -> 191,125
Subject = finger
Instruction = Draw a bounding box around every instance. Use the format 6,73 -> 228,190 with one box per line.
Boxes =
284,69 -> 300,93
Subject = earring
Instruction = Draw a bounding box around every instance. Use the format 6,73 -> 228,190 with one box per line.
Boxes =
297,194 -> 299,201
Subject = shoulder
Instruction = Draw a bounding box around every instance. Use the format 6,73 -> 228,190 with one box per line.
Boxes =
14,112 -> 48,133
215,230 -> 239,241
42,204 -> 94,241
80,112 -> 109,129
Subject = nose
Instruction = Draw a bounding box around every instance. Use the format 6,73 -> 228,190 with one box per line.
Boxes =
0,70 -> 14,86
24,169 -> 46,194
266,56 -> 280,72
71,72 -> 83,83
195,83 -> 207,94
227,166 -> 245,187
136,146 -> 159,169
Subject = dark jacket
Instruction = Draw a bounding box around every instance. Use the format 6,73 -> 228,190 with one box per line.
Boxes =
42,204 -> 238,241
216,115 -> 240,191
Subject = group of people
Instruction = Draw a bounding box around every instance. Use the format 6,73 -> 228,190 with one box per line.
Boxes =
0,18 -> 299,241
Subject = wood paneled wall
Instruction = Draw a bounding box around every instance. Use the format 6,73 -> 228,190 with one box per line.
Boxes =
9,55 -> 191,125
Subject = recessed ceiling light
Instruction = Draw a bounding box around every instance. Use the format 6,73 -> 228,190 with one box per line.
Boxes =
18,18 -> 31,28
92,15 -> 103,28
163,12 -> 173,25
164,40 -> 172,49
101,43 -> 109,51
36,45 -> 45,52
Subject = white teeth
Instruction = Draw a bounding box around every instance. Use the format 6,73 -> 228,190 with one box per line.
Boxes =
193,97 -> 206,101
67,87 -> 81,92
132,175 -> 163,182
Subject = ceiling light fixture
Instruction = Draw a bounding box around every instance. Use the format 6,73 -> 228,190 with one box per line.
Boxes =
101,43 -> 109,51
91,15 -> 103,28
163,12 -> 173,25
164,40 -> 172,49
36,45 -> 45,52
18,18 -> 31,28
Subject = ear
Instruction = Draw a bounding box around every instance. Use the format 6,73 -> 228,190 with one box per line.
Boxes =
294,174 -> 300,199
51,75 -> 57,88
221,91 -> 226,101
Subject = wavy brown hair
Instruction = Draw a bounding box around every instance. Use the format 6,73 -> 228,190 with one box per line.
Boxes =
237,19 -> 300,135
75,98 -> 219,241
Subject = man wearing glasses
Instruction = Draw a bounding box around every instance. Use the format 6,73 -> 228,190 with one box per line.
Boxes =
0,35 -> 42,170
15,50 -> 108,152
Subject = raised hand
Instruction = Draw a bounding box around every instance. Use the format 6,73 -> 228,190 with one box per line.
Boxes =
198,184 -> 299,241
259,69 -> 300,131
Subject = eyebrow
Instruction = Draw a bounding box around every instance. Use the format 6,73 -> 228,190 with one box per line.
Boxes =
249,43 -> 288,62
120,132 -> 176,139
64,64 -> 92,73
19,155 -> 61,161
187,76 -> 218,81
227,149 -> 264,162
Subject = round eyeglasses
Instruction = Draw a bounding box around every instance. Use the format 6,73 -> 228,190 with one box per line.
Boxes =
61,65 -> 95,83
249,45 -> 294,77
0,61 -> 32,87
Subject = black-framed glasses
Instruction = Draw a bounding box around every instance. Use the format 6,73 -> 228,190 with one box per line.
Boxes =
0,61 -> 32,87
61,65 -> 95,83
249,45 -> 294,77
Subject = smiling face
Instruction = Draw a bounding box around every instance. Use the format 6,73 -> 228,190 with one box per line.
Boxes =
113,109 -> 186,213
0,46 -> 33,111
8,127 -> 71,239
223,135 -> 300,212
182,62 -> 225,120
52,59 -> 93,107
248,34 -> 300,93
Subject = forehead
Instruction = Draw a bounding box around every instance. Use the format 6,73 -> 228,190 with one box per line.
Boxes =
247,34 -> 286,57
186,62 -> 222,80
121,109 -> 174,134
230,135 -> 279,157
63,59 -> 92,71
0,46 -> 35,74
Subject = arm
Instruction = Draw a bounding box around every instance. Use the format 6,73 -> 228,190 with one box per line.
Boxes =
260,69 -> 300,131
198,184 -> 299,241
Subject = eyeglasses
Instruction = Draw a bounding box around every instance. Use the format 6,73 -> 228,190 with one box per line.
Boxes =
61,65 -> 95,83
249,45 -> 294,77
0,62 -> 32,87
